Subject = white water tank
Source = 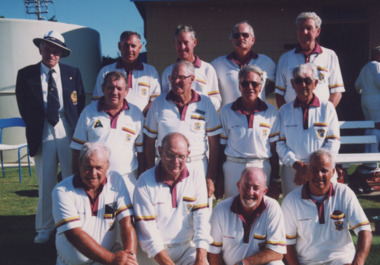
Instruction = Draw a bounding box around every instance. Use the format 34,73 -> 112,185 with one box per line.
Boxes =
0,18 -> 101,164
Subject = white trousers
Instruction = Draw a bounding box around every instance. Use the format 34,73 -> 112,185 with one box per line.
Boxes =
223,159 -> 271,198
34,118 -> 72,233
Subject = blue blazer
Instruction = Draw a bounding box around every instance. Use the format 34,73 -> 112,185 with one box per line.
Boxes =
15,62 -> 85,156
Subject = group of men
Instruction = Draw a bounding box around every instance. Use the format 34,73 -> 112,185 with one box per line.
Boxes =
15,9 -> 375,265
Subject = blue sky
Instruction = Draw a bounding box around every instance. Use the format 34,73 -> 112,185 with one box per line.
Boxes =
1,0 -> 145,57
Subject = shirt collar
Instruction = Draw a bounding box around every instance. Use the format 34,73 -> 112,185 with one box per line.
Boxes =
166,89 -> 201,104
295,42 -> 323,55
293,93 -> 320,108
115,57 -> 144,71
73,173 -> 108,189
176,55 -> 202,68
40,61 -> 60,76
227,50 -> 259,64
230,195 -> 267,216
301,182 -> 335,200
155,162 -> 190,184
97,97 -> 129,112
231,96 -> 268,113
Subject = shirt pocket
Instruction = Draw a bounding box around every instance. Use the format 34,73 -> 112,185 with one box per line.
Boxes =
120,124 -> 138,143
316,66 -> 329,85
137,82 -> 150,98
330,210 -> 346,232
312,122 -> 328,141
258,123 -> 271,140
190,114 -> 206,133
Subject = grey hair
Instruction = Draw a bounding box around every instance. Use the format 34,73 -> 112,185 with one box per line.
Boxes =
172,60 -> 195,76
371,46 -> 380,59
240,167 -> 267,187
309,149 -> 336,168
230,21 -> 255,40
175,24 -> 196,40
292,63 -> 318,80
238,65 -> 265,85
120,31 -> 141,42
296,12 -> 322,29
79,142 -> 110,164
102,71 -> 128,89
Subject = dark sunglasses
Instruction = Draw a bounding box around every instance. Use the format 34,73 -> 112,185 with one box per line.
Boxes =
240,81 -> 261,88
294,77 -> 313,85
233,32 -> 250,39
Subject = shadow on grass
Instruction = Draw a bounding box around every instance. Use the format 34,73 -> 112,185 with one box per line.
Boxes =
0,215 -> 57,265
15,189 -> 38,197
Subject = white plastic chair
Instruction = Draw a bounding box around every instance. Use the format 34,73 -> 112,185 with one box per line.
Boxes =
0,117 -> 32,182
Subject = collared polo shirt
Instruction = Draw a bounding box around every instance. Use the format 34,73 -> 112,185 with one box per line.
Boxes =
133,165 -> 212,258
53,172 -> 133,265
92,59 -> 161,111
275,43 -> 345,103
281,182 -> 371,265
144,90 -> 222,158
276,95 -> 340,167
161,55 -> 221,111
71,99 -> 144,175
211,51 -> 276,106
209,196 -> 286,265
220,97 -> 279,159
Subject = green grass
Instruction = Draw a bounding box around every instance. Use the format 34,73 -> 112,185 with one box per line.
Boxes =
1,166 -> 380,264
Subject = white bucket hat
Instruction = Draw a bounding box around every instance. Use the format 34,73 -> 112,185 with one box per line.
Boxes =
33,30 -> 71,57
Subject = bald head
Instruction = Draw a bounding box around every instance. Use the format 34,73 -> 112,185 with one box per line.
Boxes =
240,167 -> 267,186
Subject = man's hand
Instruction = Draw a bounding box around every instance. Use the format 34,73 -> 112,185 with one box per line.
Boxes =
206,178 -> 215,198
267,181 -> 281,200
194,248 -> 208,265
111,251 -> 138,265
293,161 -> 308,185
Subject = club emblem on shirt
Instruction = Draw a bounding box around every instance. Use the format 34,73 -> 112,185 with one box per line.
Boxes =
319,72 -> 325,82
194,122 -> 201,131
317,129 -> 326,138
71,91 -> 78,104
141,88 -> 148,96
94,120 -> 103,128
262,129 -> 268,137
331,210 -> 345,231
186,204 -> 193,213
126,134 -> 132,141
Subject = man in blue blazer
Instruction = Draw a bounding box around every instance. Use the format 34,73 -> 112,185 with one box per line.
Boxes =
16,30 -> 85,244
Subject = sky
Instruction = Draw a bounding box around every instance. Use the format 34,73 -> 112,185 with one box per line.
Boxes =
0,0 -> 145,57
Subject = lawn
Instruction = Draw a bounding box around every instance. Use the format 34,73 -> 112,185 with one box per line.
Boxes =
0,166 -> 380,264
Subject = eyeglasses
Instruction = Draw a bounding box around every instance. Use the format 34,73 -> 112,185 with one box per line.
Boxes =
240,81 -> 261,88
294,77 -> 313,85
163,151 -> 187,162
169,75 -> 192,82
233,32 -> 250,39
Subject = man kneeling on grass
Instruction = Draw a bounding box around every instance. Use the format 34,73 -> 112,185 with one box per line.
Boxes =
52,142 -> 138,265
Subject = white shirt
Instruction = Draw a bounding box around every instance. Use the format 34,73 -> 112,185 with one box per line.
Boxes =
161,56 -> 222,111
92,61 -> 161,112
355,60 -> 380,95
144,90 -> 222,157
275,44 -> 345,103
276,96 -> 341,167
281,183 -> 371,265
71,100 -> 144,175
211,53 -> 276,107
40,62 -> 64,112
209,196 -> 286,265
220,98 -> 279,159
133,165 -> 212,258
53,172 -> 133,265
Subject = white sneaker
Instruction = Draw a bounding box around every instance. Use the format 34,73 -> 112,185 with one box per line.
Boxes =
34,230 -> 51,244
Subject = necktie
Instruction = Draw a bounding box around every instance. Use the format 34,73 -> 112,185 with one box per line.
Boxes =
47,69 -> 60,126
